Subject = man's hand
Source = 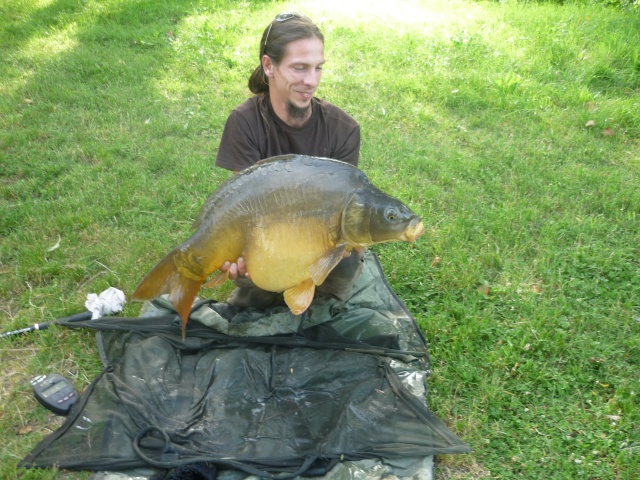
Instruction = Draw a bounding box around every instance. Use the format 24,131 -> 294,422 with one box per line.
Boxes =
221,257 -> 250,281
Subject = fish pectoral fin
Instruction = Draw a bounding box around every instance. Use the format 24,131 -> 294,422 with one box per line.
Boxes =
309,244 -> 348,286
284,279 -> 316,315
203,270 -> 229,288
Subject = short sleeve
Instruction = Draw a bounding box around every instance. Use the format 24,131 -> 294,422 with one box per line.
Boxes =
215,108 -> 263,172
332,124 -> 360,167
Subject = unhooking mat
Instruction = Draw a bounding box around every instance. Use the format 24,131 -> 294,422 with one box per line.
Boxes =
20,252 -> 469,477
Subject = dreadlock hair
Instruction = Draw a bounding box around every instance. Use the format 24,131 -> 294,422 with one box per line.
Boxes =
248,13 -> 324,95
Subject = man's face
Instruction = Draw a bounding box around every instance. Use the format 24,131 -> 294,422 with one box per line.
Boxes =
263,36 -> 325,125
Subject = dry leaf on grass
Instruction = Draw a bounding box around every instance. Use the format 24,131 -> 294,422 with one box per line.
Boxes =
17,425 -> 35,435
478,285 -> 491,295
46,236 -> 61,253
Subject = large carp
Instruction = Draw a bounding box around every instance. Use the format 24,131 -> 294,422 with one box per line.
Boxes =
133,155 -> 425,339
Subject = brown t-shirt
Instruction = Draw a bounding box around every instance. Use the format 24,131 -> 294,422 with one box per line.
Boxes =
215,96 -> 360,172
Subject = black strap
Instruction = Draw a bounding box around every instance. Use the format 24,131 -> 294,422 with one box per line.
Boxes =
133,426 -> 323,479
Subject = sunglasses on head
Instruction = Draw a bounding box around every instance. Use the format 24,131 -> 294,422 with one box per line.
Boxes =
261,12 -> 299,58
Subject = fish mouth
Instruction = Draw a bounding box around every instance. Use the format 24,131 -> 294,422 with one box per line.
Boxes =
402,218 -> 425,243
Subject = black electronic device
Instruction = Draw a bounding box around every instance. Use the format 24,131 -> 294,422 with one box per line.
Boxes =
30,374 -> 79,416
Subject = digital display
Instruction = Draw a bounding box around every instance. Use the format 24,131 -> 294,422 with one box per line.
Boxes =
42,381 -> 66,397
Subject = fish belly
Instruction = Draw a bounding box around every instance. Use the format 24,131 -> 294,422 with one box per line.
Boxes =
244,219 -> 335,292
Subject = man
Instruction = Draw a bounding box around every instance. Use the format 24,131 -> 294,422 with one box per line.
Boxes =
216,12 -> 360,172
215,12 -> 364,307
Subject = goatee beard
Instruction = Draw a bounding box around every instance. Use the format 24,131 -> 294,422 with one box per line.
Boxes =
286,100 -> 311,123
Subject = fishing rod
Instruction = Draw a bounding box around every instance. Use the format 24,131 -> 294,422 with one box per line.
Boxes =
1,287 -> 126,339
0,312 -> 93,339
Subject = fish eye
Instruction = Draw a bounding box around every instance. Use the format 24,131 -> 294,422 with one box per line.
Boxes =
385,207 -> 398,221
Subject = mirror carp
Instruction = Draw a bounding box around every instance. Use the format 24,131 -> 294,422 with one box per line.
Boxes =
133,154 -> 425,339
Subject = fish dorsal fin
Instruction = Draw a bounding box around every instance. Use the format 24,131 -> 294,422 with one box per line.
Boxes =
192,155 -> 298,230
254,154 -> 296,166
284,279 -> 316,315
309,244 -> 348,286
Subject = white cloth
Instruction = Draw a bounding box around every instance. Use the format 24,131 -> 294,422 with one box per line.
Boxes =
85,287 -> 126,320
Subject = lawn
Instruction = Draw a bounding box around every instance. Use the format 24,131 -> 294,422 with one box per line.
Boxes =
1,0 -> 639,479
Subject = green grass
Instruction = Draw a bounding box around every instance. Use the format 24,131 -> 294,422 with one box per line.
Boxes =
1,0 -> 639,478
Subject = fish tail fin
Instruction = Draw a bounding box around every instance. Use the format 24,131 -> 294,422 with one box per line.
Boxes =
133,249 -> 204,341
